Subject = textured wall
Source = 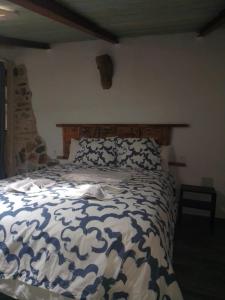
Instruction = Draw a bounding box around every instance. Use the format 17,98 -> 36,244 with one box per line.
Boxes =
13,65 -> 49,173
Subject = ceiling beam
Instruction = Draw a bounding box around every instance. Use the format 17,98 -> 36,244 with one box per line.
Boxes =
8,0 -> 119,44
197,8 -> 225,37
0,35 -> 50,49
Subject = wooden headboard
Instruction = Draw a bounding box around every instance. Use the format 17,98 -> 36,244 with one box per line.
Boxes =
56,124 -> 189,163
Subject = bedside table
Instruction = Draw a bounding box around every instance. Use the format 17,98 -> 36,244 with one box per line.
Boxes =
178,184 -> 217,233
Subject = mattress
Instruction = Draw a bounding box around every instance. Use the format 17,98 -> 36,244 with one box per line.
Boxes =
0,164 -> 182,300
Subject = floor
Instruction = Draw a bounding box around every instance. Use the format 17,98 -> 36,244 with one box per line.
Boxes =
0,215 -> 224,300
174,215 -> 225,300
0,293 -> 12,300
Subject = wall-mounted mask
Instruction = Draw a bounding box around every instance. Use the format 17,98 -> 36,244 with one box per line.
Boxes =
96,54 -> 114,89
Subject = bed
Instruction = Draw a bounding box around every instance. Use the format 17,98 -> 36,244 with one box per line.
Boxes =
0,124 -> 188,300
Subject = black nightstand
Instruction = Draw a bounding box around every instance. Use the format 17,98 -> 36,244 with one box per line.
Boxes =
178,184 -> 217,233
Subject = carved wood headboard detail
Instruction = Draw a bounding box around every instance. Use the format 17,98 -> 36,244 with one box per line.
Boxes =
56,123 -> 189,161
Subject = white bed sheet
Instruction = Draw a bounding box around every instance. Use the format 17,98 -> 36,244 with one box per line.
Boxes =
0,279 -> 69,300
0,164 -> 182,300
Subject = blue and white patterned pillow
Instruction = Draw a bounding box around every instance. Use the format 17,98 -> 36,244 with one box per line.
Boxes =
116,138 -> 161,170
74,137 -> 117,167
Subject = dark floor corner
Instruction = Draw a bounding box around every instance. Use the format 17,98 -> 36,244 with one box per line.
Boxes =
174,215 -> 225,300
0,294 -> 13,300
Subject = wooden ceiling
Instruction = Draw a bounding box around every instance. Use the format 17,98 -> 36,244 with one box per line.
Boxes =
0,0 -> 224,49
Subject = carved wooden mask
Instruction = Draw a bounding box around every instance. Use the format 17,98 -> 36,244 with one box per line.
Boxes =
96,54 -> 114,89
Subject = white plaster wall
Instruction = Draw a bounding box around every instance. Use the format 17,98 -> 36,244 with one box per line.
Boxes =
0,46 -> 23,61
15,32 -> 225,218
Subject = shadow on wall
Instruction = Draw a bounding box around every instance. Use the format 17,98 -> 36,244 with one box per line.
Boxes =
13,65 -> 50,174
217,191 -> 225,218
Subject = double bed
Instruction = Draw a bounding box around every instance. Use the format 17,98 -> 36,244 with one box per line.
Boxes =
0,124 -> 187,300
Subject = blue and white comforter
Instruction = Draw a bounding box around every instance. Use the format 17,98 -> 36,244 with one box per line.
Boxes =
0,164 -> 182,300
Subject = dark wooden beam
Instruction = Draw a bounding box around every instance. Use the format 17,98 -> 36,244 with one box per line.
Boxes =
8,0 -> 119,44
0,35 -> 50,49
198,8 -> 225,37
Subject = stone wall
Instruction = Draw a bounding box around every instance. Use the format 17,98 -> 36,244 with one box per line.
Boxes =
13,65 -> 49,174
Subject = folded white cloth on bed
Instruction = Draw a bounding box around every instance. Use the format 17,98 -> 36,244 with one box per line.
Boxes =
62,169 -> 131,184
5,178 -> 56,193
64,184 -> 125,200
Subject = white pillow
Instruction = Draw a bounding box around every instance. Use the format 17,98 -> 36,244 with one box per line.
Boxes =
68,139 -> 80,162
160,145 -> 173,171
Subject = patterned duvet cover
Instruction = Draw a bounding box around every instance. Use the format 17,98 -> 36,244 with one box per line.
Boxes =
0,164 -> 183,300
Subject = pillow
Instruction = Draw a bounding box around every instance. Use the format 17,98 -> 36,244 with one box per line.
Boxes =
68,139 -> 80,162
116,138 -> 161,170
160,145 -> 173,171
74,137 -> 117,167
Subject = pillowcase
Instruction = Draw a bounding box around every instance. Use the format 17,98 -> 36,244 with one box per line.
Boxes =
68,139 -> 80,162
74,137 -> 117,167
116,138 -> 161,170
